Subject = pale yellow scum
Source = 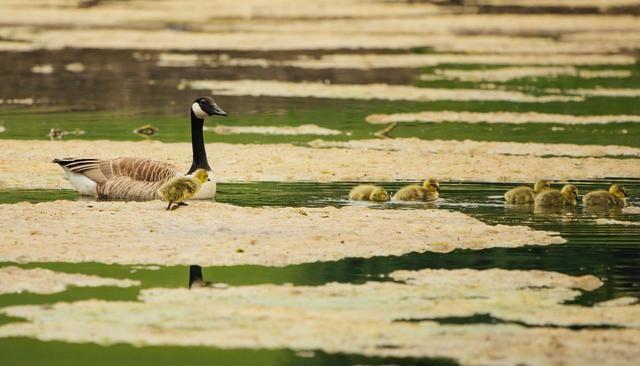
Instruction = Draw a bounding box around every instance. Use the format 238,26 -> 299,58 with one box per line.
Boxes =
420,67 -> 632,82
365,111 -> 640,125
0,266 -> 139,295
0,269 -> 638,365
0,201 -> 565,266
184,79 -> 581,103
1,140 -> 638,190
157,53 -> 637,70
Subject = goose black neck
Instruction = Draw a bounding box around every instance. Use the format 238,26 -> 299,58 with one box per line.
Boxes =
188,110 -> 212,174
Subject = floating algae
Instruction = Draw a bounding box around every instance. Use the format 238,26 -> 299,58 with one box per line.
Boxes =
0,140 -> 638,190
158,53 -> 637,70
0,201 -> 565,266
184,80 -> 582,103
281,53 -> 637,69
0,269 -> 638,366
365,111 -> 640,125
420,67 -> 631,82
308,138 -> 640,158
594,219 -> 640,226
204,124 -> 342,136
0,266 -> 139,295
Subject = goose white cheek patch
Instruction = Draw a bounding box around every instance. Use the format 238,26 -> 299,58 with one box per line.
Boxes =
191,102 -> 208,119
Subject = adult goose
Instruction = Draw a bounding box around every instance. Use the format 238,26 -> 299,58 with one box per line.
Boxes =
53,97 -> 227,200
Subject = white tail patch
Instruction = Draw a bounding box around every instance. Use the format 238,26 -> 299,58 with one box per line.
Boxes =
65,170 -> 98,196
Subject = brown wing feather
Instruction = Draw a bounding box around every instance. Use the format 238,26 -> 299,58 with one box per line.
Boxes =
97,176 -> 165,201
98,158 -> 177,182
54,157 -> 178,200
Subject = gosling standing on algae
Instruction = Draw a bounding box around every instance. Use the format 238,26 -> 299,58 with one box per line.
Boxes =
158,169 -> 208,210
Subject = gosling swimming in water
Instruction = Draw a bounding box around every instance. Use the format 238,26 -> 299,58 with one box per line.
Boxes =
157,169 -> 208,210
349,185 -> 390,202
584,184 -> 628,207
393,179 -> 440,202
504,179 -> 551,204
535,184 -> 578,207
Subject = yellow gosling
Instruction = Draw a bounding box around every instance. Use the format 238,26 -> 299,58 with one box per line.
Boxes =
349,185 -> 389,202
584,184 -> 628,207
157,169 -> 208,210
393,178 -> 440,202
535,184 -> 578,208
504,179 -> 551,204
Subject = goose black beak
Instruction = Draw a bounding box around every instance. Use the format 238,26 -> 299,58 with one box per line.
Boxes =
203,103 -> 228,117
213,105 -> 228,117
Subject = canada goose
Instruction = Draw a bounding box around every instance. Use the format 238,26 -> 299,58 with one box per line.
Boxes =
393,179 -> 440,201
535,184 -> 578,207
158,169 -> 208,210
504,179 -> 551,204
349,185 -> 389,202
133,124 -> 159,138
584,184 -> 628,207
53,96 -> 227,200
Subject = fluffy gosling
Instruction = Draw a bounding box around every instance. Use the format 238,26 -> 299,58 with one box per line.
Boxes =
393,178 -> 440,202
349,185 -> 390,202
504,179 -> 551,204
157,169 -> 208,210
534,184 -> 578,207
584,184 -> 628,207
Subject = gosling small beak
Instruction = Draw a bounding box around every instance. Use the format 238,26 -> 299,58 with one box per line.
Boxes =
623,191 -> 629,197
435,186 -> 441,192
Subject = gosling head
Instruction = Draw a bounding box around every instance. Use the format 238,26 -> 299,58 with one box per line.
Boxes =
561,184 -> 579,204
609,184 -> 628,199
191,96 -> 227,119
193,169 -> 209,184
369,187 -> 390,202
533,179 -> 551,193
423,178 -> 440,193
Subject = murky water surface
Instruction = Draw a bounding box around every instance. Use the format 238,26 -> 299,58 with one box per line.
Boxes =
0,181 -> 638,364
1,50 -> 638,146
1,40 -> 639,365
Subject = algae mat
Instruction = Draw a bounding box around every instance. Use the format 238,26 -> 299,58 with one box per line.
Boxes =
0,266 -> 138,295
1,268 -> 637,366
1,140 -> 638,191
0,201 -> 564,266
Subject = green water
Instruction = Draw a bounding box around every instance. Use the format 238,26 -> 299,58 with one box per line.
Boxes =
1,47 -> 640,365
0,181 -> 639,365
1,50 -> 639,147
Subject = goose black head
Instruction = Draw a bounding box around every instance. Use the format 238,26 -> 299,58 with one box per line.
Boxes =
191,96 -> 227,119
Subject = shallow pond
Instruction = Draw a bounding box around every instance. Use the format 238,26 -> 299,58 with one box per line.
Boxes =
0,180 -> 639,364
1,41 -> 639,365
1,49 -> 639,147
